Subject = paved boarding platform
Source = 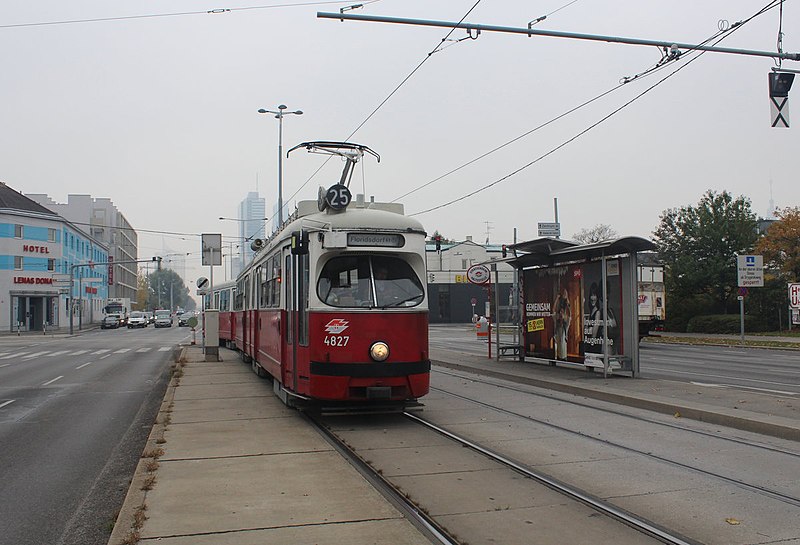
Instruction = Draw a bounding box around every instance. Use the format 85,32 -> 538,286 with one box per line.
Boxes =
109,345 -> 430,545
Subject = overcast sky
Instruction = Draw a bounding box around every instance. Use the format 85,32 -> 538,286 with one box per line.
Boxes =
2,0 -> 797,296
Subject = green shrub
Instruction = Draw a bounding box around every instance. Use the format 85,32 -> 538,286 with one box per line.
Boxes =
686,314 -> 768,333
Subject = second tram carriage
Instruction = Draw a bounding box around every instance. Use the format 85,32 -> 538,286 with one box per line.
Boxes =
209,142 -> 431,409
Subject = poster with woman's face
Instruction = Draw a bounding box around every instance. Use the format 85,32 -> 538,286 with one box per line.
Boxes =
581,260 -> 624,356
523,265 -> 582,361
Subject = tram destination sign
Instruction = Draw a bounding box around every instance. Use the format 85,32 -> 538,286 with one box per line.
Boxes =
347,233 -> 404,247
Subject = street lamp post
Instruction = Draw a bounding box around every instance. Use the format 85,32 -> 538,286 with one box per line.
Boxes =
257,104 -> 303,225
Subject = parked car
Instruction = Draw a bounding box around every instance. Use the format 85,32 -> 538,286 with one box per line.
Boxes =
128,311 -> 148,328
101,314 -> 120,329
154,310 -> 172,328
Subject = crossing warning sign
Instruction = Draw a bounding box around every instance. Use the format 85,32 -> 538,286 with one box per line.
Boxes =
770,97 -> 790,128
769,72 -> 794,128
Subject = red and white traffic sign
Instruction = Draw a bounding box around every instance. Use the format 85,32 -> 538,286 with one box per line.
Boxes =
789,283 -> 800,309
467,264 -> 490,285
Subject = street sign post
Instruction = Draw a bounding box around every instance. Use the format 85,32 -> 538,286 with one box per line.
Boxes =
537,222 -> 560,237
736,255 -> 764,287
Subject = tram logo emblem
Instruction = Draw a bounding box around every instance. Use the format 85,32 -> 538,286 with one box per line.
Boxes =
324,319 -> 350,334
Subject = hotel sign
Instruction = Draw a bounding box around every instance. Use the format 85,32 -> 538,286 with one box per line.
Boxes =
22,245 -> 52,254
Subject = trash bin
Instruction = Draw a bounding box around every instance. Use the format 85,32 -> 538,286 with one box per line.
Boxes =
476,316 -> 489,338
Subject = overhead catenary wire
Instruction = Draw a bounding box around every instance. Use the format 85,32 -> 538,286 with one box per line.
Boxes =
280,0 -> 484,212
408,0 -> 783,218
0,1 -> 348,30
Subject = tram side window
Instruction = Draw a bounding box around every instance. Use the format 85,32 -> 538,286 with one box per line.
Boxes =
219,289 -> 230,312
259,265 -> 269,308
234,280 -> 244,311
270,256 -> 281,307
318,255 -> 424,309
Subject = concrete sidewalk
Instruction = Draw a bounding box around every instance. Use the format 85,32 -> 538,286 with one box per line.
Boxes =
108,345 -> 431,545
110,340 -> 799,544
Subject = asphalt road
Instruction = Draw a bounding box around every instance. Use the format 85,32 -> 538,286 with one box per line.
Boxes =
429,324 -> 800,396
0,324 -> 192,545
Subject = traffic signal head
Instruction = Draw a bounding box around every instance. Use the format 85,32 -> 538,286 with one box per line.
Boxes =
769,71 -> 795,98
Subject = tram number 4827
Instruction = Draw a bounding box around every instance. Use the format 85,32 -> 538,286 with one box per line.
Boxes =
324,335 -> 350,347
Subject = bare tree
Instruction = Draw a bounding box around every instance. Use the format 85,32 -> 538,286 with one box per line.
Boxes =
572,224 -> 618,244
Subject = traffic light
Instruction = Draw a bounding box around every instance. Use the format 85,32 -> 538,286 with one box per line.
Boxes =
434,235 -> 442,252
769,71 -> 795,98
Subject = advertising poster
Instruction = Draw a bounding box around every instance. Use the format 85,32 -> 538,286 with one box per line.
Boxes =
581,260 -> 624,357
523,264 -> 582,361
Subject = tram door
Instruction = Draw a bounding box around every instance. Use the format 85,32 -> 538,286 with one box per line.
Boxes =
284,249 -> 310,394
284,251 -> 295,391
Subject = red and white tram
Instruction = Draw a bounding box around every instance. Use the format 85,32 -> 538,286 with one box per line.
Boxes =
208,280 -> 235,346
217,142 -> 431,409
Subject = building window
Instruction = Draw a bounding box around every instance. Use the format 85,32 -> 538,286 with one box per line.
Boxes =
48,228 -> 56,242
14,225 -> 23,239
48,259 -> 55,271
14,256 -> 23,270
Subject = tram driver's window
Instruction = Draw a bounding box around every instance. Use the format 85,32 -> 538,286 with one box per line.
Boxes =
319,256 -> 370,307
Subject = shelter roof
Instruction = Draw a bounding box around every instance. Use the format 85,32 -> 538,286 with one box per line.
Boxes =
508,236 -> 656,269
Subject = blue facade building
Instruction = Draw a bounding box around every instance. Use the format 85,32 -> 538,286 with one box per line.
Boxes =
0,182 -> 109,331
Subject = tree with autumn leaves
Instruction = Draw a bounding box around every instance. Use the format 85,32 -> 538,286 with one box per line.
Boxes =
757,206 -> 800,281
654,190 -> 798,332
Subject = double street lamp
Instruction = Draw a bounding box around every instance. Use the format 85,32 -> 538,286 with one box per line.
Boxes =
257,104 -> 303,225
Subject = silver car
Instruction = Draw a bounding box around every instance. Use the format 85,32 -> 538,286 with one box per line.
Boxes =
154,310 -> 172,328
128,311 -> 148,328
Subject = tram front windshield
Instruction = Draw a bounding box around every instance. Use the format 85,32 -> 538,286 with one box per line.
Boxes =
318,255 -> 424,308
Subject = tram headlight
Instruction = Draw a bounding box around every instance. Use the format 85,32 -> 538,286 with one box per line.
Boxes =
369,341 -> 390,362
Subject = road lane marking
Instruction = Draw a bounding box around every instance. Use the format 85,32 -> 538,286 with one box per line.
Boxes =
648,366 -> 798,388
136,348 -> 152,353
158,347 -> 171,352
46,350 -> 69,357
71,350 -> 89,355
42,376 -> 64,386
76,362 -> 93,370
100,354 -> 111,360
92,349 -> 111,354
114,348 -> 131,353
690,381 -> 798,396
23,351 -> 50,359
1,352 -> 27,359
0,400 -> 15,409
0,364 -> 9,368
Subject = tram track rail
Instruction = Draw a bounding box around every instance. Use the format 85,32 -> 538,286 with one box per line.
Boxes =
307,411 -> 697,545
304,412 -> 461,545
402,412 -> 697,545
434,368 -> 800,459
430,374 -> 800,508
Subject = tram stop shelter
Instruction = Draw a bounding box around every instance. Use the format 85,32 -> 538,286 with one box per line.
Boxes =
505,236 -> 656,377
